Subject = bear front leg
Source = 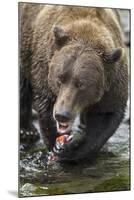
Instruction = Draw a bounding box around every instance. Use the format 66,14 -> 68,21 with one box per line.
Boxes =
35,90 -> 58,150
20,69 -> 40,148
38,112 -> 57,150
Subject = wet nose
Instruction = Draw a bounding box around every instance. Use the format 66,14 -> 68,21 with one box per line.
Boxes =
55,111 -> 70,122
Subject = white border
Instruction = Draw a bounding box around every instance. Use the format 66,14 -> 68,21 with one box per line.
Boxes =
0,0 -> 133,199
18,0 -> 131,9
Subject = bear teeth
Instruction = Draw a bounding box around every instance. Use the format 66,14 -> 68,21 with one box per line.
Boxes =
57,122 -> 69,134
59,122 -> 68,127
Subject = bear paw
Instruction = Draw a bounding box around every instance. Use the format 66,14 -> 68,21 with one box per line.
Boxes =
20,125 -> 40,150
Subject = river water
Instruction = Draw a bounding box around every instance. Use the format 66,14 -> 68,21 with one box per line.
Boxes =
19,9 -> 130,197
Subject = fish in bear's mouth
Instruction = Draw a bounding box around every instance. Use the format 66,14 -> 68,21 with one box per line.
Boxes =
55,120 -> 74,145
53,112 -> 81,150
51,114 -> 81,156
47,120 -> 73,162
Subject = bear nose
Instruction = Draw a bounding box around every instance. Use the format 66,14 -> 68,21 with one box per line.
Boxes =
55,111 -> 70,122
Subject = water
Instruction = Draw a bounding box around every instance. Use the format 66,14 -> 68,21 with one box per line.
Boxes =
19,10 -> 130,197
19,99 -> 130,197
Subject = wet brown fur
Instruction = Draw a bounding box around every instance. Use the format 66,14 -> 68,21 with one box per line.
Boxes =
20,3 -> 128,160
20,4 -> 127,111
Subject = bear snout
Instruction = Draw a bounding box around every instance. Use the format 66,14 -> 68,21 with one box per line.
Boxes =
55,110 -> 71,123
54,108 -> 73,135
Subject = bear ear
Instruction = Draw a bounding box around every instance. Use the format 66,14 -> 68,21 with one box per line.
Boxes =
53,26 -> 69,45
103,47 -> 125,63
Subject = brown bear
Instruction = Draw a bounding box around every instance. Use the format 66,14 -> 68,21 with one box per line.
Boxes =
20,3 -> 128,161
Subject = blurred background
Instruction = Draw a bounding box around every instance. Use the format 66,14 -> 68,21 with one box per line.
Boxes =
119,9 -> 130,47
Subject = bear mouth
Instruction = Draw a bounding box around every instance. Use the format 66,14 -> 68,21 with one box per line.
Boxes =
53,121 -> 73,153
56,121 -> 71,135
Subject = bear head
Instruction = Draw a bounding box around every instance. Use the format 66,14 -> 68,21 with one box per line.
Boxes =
48,26 -> 124,135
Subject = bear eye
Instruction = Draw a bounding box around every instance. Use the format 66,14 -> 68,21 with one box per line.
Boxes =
79,82 -> 84,88
75,80 -> 84,89
57,79 -> 61,87
58,74 -> 65,83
